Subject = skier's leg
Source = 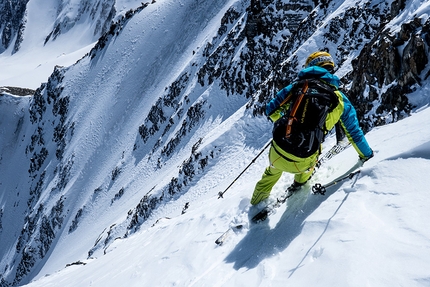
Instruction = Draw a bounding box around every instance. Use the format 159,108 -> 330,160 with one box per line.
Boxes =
251,165 -> 282,205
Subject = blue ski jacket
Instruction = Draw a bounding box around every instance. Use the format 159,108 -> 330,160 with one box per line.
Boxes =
266,66 -> 373,159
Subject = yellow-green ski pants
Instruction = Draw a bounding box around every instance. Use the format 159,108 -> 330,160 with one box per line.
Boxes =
251,142 -> 318,205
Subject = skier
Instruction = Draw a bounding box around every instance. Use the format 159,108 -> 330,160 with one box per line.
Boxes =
251,51 -> 373,205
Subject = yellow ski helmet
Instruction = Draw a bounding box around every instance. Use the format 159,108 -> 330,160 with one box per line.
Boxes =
304,51 -> 335,70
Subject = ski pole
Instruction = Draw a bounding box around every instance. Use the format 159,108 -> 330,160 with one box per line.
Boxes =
218,140 -> 271,199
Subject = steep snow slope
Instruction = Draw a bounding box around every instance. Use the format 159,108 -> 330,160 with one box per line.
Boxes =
22,103 -> 430,287
35,0 -> 246,275
1,0 -> 248,285
0,0 -> 143,89
1,0 -> 430,286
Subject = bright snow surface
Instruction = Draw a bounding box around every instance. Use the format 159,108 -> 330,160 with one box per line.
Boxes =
21,103 -> 430,286
1,0 -> 430,286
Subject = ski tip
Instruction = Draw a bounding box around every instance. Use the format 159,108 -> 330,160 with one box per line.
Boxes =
215,225 -> 244,246
215,233 -> 228,246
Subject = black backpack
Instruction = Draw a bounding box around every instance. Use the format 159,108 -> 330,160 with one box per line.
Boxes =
272,78 -> 339,158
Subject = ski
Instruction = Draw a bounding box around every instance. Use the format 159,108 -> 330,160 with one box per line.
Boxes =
251,188 -> 298,223
215,189 -> 298,245
215,224 -> 243,246
312,160 -> 363,195
317,139 -> 351,167
214,141 -> 352,245
251,141 -> 352,224
252,160 -> 363,224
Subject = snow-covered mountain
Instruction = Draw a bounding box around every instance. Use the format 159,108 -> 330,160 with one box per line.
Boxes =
0,0 -> 429,286
0,0 -> 143,89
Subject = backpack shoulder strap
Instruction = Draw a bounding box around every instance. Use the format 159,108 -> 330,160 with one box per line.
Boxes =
285,79 -> 309,138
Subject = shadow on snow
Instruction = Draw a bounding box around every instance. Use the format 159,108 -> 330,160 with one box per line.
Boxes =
224,178 -> 361,277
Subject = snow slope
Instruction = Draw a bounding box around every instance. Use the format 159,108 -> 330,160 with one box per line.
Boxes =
1,0 -> 430,286
22,103 -> 430,287
1,0 -> 252,284
0,0 -> 143,89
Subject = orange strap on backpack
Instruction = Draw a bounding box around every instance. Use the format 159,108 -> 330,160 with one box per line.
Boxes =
285,80 -> 309,138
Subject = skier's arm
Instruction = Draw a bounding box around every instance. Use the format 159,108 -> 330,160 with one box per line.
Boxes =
339,93 -> 373,159
265,84 -> 294,122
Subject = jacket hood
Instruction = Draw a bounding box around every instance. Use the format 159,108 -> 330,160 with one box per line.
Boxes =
297,66 -> 340,88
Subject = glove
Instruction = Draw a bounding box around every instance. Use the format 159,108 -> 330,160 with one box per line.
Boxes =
359,150 -> 374,163
267,109 -> 283,122
267,104 -> 291,122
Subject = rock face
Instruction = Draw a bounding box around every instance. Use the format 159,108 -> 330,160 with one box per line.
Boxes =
0,86 -> 35,96
0,67 -> 73,286
1,0 -> 430,286
0,0 -> 29,53
347,16 -> 429,131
